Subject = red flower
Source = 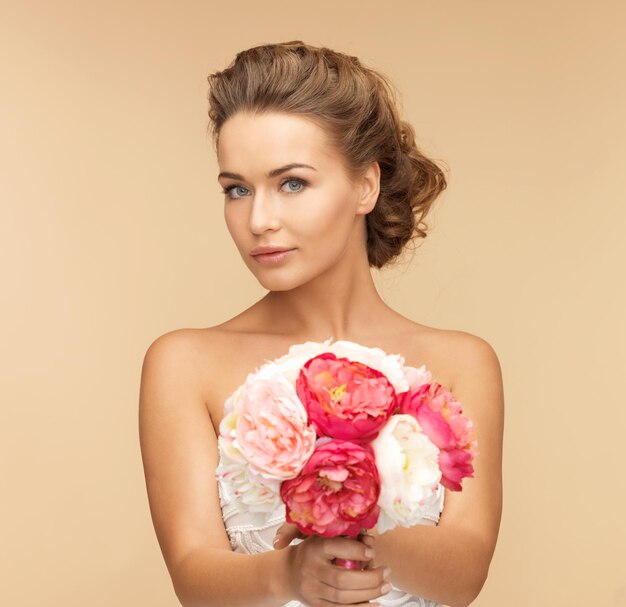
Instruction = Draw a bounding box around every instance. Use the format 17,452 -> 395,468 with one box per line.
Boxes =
296,352 -> 397,441
280,438 -> 381,538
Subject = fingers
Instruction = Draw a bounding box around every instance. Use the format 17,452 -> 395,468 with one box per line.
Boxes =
306,578 -> 389,607
357,533 -> 380,569
273,522 -> 306,549
322,535 -> 375,563
315,565 -> 392,605
287,535 -> 391,607
327,563 -> 390,591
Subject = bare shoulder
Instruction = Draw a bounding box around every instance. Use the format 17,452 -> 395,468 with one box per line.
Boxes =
140,326 -> 231,397
141,326 -> 221,366
437,329 -> 503,394
399,323 -> 502,393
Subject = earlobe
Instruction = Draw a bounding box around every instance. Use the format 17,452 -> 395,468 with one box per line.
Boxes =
358,161 -> 381,214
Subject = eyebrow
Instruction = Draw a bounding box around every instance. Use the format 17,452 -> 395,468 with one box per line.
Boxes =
217,163 -> 317,181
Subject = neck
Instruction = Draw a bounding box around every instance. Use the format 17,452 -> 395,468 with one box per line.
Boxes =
257,247 -> 393,343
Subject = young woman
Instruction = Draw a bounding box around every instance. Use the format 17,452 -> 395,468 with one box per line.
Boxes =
139,40 -> 504,607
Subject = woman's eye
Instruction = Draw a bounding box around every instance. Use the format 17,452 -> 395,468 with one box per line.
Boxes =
221,178 -> 308,199
221,185 -> 250,199
281,178 -> 308,193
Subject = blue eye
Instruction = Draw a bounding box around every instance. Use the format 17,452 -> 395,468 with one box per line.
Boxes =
281,178 -> 308,193
221,177 -> 309,200
221,184 -> 250,199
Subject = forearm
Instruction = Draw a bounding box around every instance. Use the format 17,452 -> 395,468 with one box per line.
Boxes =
372,524 -> 489,607
173,545 -> 293,607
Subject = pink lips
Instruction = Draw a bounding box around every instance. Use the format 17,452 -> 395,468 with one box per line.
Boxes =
250,244 -> 292,255
251,248 -> 295,265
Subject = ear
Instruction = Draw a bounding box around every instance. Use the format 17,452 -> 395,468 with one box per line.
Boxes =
356,161 -> 381,215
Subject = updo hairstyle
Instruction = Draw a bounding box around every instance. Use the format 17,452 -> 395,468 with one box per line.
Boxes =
207,40 -> 447,269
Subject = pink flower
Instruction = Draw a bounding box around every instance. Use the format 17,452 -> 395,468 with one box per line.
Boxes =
296,352 -> 397,441
280,438 -> 381,538
220,376 -> 317,482
400,382 -> 478,491
437,448 -> 475,491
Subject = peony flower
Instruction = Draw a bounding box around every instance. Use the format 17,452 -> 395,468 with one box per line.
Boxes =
280,438 -> 380,538
296,352 -> 397,441
437,448 -> 475,492
371,414 -> 442,533
219,375 -> 316,482
323,340 -> 412,394
275,338 -> 413,394
403,364 -> 433,391
396,364 -> 432,410
400,382 -> 478,491
215,442 -> 283,513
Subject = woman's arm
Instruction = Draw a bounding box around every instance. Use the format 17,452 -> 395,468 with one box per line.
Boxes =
138,330 -> 292,607
369,332 -> 505,607
140,329 -> 389,607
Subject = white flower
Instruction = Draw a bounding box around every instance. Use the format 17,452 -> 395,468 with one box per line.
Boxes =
269,339 -> 334,382
215,441 -> 283,513
403,364 -> 432,391
371,414 -> 442,533
283,337 -> 420,393
222,383 -> 246,417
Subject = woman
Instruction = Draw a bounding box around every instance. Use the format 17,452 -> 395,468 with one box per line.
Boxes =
139,40 -> 504,607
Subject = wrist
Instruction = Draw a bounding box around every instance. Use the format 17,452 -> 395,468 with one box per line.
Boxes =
266,544 -> 294,604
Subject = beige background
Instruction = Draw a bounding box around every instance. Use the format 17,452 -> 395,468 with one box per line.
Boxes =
2,1 -> 625,605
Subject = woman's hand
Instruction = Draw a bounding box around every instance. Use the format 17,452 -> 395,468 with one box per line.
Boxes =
273,522 -> 391,607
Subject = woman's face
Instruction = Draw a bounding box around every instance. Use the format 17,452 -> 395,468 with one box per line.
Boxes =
216,111 -> 379,291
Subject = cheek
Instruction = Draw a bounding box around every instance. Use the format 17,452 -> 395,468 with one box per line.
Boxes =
294,189 -> 355,243
223,205 -> 247,247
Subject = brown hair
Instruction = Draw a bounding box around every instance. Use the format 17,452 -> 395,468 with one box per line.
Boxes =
207,40 -> 448,269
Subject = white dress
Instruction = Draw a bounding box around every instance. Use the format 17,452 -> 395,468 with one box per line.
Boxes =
217,443 -> 446,607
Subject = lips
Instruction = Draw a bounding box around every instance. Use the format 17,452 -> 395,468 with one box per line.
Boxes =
251,248 -> 296,265
250,245 -> 294,256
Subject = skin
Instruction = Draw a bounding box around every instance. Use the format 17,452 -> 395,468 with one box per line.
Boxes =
138,110 -> 504,607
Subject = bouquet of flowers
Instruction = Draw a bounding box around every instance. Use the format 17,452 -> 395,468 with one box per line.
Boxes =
215,338 -> 478,568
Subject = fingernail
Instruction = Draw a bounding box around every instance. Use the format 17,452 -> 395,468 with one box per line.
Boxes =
364,548 -> 374,558
381,583 -> 392,593
272,535 -> 280,546
383,567 -> 391,580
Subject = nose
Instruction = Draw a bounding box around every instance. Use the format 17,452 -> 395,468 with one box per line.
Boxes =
248,187 -> 281,234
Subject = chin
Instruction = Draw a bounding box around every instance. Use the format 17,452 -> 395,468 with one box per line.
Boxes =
254,274 -> 304,292
251,264 -> 324,292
